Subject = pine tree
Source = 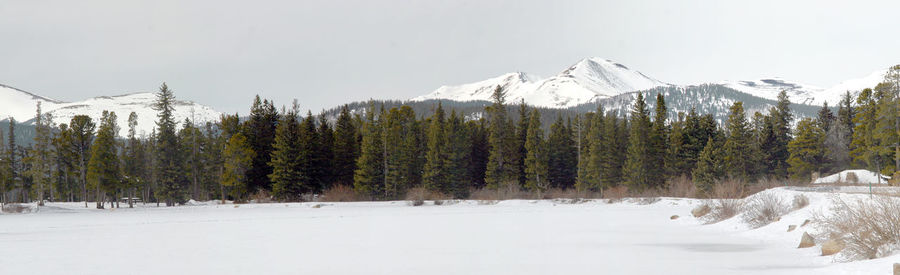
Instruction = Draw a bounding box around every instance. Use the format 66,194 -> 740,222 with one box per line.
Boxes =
299,111 -> 322,194
0,126 -> 6,204
722,102 -> 756,182
514,101 -> 529,187
466,119 -> 488,188
423,103 -> 447,193
86,111 -> 120,209
444,110 -> 471,198
485,86 -> 516,189
666,113 -> 690,177
577,106 -> 604,192
851,88 -> 881,171
354,103 -> 385,199
788,118 -> 826,180
649,93 -> 668,185
769,90 -> 793,178
601,112 -> 626,187
153,83 -> 186,206
68,115 -> 94,207
332,105 -> 359,187
29,102 -> 53,205
624,93 -> 653,189
244,95 -> 278,193
816,102 -> 836,134
547,115 -> 576,189
574,113 -> 593,191
317,113 -> 335,191
223,133 -> 254,201
524,109 -> 548,196
123,112 -> 142,207
382,106 -> 419,199
873,81 -> 899,175
269,103 -> 304,201
693,138 -> 722,195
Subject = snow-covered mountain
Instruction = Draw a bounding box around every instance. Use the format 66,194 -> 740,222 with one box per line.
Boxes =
720,69 -> 890,106
412,58 -> 669,108
0,84 -> 221,137
414,57 -> 892,108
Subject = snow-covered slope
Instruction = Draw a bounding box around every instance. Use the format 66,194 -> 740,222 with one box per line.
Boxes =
721,69 -> 891,106
412,58 -> 669,108
0,85 -> 221,137
414,58 -> 893,108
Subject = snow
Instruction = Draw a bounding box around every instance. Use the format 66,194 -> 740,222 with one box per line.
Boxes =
4,187 -> 900,274
813,169 -> 891,185
0,85 -> 221,137
412,58 -> 668,108
719,78 -> 824,105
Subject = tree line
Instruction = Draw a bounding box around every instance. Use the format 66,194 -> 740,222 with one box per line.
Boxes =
0,66 -> 898,206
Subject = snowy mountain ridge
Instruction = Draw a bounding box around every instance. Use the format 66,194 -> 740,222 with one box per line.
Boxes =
0,84 -> 221,137
412,58 -> 669,108
414,57 -> 892,108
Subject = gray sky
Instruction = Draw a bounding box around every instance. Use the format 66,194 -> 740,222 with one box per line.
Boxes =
2,0 -> 899,114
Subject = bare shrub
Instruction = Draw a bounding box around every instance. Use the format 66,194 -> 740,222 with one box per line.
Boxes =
604,186 -> 629,202
712,179 -> 747,199
1,203 -> 31,214
635,197 -> 661,205
433,199 -> 443,206
469,182 -> 526,201
845,172 -> 859,184
250,190 -> 273,203
664,175 -> 697,198
793,194 -> 810,209
814,196 -> 900,260
742,193 -> 789,228
704,199 -> 743,224
408,199 -> 425,206
320,185 -> 361,202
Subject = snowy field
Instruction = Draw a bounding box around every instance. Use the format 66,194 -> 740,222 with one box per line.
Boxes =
2,188 -> 899,274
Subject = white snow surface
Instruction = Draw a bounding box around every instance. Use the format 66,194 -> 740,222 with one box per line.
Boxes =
4,187 -> 900,274
721,69 -> 890,106
412,58 -> 669,108
813,169 -> 891,185
0,84 -> 221,137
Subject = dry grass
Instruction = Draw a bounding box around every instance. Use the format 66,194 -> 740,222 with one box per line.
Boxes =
405,187 -> 451,206
742,193 -> 789,228
703,198 -> 743,224
1,203 -> 31,214
664,175 -> 698,198
603,186 -> 629,202
320,185 -> 362,202
814,196 -> 900,260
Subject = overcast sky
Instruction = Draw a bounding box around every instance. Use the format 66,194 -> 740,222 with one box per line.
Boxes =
2,0 -> 899,114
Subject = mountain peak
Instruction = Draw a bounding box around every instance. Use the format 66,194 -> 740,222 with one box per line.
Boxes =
413,58 -> 667,108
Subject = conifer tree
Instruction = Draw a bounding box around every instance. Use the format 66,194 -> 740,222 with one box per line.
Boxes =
444,110 -> 471,198
693,138 -> 722,195
624,93 -> 653,189
244,95 -> 278,193
87,111 -> 119,209
601,112 -> 627,187
382,106 -> 419,199
524,109 -> 549,196
423,103 -> 447,193
29,102 -> 53,205
788,118 -> 826,180
769,90 -> 793,178
873,82 -> 899,174
153,83 -> 186,206
578,106 -> 604,192
666,113 -> 690,177
354,103 -> 385,199
851,88 -> 881,171
0,127 -> 5,204
317,113 -> 335,190
299,111 -> 323,194
123,112 -> 142,207
223,133 -> 254,201
547,115 -> 576,189
68,115 -> 94,207
722,102 -> 756,182
649,93 -> 668,185
466,119 -> 489,188
485,86 -> 516,189
514,101 -> 529,187
816,102 -> 836,134
574,113 -> 593,191
332,105 -> 359,187
269,103 -> 303,200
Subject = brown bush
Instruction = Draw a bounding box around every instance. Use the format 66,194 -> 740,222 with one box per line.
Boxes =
469,181 -> 527,201
814,196 -> 900,260
405,187 -> 450,205
604,186 -> 629,202
712,179 -> 747,199
742,193 -> 789,228
845,172 -> 859,184
703,199 -> 743,224
1,203 -> 31,214
320,185 -> 361,202
664,175 -> 698,198
793,194 -> 810,209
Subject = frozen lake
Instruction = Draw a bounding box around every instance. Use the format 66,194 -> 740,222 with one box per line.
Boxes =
0,197 -> 854,274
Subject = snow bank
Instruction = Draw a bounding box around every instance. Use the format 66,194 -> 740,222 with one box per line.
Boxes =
813,169 -> 890,185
